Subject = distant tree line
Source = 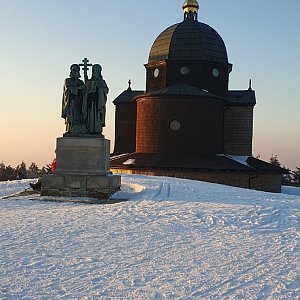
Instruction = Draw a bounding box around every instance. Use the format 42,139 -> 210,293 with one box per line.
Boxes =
0,161 -> 52,181
269,154 -> 300,186
1,156 -> 299,186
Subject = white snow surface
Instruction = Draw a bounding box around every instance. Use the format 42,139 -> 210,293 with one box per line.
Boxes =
225,155 -> 252,168
0,175 -> 299,299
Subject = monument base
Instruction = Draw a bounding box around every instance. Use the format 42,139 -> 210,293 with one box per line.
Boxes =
41,173 -> 121,199
41,136 -> 121,199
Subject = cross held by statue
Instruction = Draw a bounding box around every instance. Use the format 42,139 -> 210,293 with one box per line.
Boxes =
79,58 -> 92,82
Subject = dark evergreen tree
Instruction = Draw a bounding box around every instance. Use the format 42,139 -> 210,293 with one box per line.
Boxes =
292,167 -> 300,185
0,162 -> 6,180
29,162 -> 39,178
282,169 -> 293,185
16,161 -> 27,179
41,164 -> 52,175
3,165 -> 16,181
269,155 -> 281,167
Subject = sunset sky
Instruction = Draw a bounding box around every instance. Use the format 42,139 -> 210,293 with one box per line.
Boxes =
0,0 -> 299,170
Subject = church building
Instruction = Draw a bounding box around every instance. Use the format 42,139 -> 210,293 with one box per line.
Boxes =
110,0 -> 286,193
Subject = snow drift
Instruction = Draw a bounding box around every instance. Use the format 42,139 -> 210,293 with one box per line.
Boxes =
0,175 -> 299,299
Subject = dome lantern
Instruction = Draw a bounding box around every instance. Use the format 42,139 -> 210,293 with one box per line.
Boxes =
182,0 -> 199,21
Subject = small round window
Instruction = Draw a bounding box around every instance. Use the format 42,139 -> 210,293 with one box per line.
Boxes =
180,66 -> 190,76
154,68 -> 160,78
212,68 -> 220,78
169,120 -> 181,131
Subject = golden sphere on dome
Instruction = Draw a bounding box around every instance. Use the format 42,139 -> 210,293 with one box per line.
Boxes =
182,0 -> 199,14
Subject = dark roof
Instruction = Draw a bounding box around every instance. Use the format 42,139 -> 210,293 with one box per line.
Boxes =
149,20 -> 228,64
226,90 -> 256,106
111,153 -> 249,171
113,88 -> 144,104
246,157 -> 289,173
136,83 -> 222,99
110,153 -> 287,174
114,86 -> 256,106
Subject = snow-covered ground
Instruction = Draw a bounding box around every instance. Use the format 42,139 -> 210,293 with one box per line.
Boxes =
0,175 -> 299,299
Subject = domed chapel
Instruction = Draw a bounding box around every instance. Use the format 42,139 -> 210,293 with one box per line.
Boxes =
110,0 -> 286,192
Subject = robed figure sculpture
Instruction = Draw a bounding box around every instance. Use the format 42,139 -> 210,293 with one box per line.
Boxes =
84,64 -> 109,134
61,60 -> 109,135
61,64 -> 85,134
44,59 -> 120,199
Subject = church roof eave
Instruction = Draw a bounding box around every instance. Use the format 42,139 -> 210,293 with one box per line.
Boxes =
225,90 -> 256,107
113,90 -> 145,104
135,83 -> 225,101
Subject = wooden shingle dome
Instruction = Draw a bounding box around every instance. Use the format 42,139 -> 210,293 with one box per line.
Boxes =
148,21 -> 228,64
145,0 -> 231,95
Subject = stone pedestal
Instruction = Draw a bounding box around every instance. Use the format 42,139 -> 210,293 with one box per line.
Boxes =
41,136 -> 121,199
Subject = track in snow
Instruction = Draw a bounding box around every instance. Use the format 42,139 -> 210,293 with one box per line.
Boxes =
0,175 -> 299,299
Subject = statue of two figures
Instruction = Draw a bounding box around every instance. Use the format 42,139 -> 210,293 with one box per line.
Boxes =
61,58 -> 109,136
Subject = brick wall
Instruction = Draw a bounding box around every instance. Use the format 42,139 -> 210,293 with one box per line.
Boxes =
145,61 -> 229,96
145,61 -> 167,92
224,107 -> 253,155
113,103 -> 137,154
166,62 -> 229,96
136,96 -> 224,154
111,168 -> 282,193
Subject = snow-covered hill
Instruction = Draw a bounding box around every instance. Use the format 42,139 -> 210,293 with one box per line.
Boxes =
1,175 -> 299,299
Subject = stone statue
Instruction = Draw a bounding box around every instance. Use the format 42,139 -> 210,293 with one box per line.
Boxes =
45,60 -> 120,199
61,59 -> 109,135
61,64 -> 85,134
84,64 -> 109,134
